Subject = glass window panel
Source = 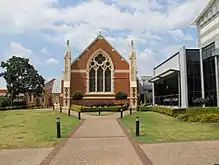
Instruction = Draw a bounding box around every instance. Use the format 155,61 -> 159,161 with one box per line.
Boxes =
105,68 -> 111,92
89,68 -> 95,92
203,56 -> 217,106
97,67 -> 103,92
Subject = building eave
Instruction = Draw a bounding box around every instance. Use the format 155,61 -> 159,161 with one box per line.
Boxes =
192,0 -> 215,25
71,34 -> 130,66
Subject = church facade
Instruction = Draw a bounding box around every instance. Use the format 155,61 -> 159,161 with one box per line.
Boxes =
59,33 -> 138,109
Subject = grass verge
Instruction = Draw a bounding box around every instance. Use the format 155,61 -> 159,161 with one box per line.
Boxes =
0,110 -> 80,149
121,112 -> 219,143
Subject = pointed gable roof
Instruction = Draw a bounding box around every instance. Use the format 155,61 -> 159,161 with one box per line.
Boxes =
192,0 -> 216,25
71,33 -> 129,65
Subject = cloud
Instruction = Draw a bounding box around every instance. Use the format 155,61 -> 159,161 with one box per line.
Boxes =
0,0 -> 210,77
0,67 -> 6,89
3,41 -> 43,67
137,48 -> 158,77
46,58 -> 59,65
41,48 -> 51,56
0,78 -> 6,89
168,29 -> 193,41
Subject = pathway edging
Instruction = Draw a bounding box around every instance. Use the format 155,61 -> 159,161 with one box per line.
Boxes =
39,119 -> 85,165
117,118 -> 153,165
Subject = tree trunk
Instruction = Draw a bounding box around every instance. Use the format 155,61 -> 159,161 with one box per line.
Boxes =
10,97 -> 13,106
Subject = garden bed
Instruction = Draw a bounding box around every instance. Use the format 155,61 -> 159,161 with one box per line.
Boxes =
139,105 -> 219,123
71,104 -> 128,112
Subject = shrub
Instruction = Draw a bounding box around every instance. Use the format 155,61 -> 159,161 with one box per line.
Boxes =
72,91 -> 84,105
13,100 -> 26,106
139,105 -> 178,116
83,100 -> 115,107
115,91 -> 128,104
177,108 -> 219,123
0,105 -> 27,111
185,107 -> 219,115
197,113 -> 219,123
74,104 -> 128,112
177,113 -> 191,121
71,104 -> 81,112
0,96 -> 10,107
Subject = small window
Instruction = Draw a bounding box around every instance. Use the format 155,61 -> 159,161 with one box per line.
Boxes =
208,9 -> 212,18
217,2 -> 219,11
204,15 -> 208,22
212,6 -> 217,15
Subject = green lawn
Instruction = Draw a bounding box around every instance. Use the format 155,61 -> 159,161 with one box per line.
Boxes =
85,111 -> 115,116
121,112 -> 219,143
0,110 -> 80,149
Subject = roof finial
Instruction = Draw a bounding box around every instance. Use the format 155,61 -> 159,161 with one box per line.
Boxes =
99,30 -> 102,35
131,40 -> 134,47
67,40 -> 69,46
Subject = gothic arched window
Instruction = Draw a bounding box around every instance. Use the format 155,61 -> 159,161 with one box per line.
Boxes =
88,53 -> 112,92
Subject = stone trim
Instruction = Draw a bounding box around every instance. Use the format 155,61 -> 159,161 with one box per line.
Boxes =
71,69 -> 129,73
71,69 -> 86,73
83,96 -> 115,99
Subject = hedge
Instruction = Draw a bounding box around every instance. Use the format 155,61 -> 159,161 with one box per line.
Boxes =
71,104 -> 128,112
139,105 -> 219,123
177,113 -> 219,123
0,96 -> 10,107
185,107 -> 219,115
139,105 -> 185,116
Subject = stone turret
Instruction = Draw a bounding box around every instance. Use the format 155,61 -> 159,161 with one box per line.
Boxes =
129,40 -> 137,109
63,40 -> 71,109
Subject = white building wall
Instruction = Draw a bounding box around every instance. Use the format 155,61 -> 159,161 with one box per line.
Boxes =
152,47 -> 188,108
179,47 -> 188,108
154,54 -> 180,77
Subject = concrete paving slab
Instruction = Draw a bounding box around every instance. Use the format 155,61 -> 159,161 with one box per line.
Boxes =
0,148 -> 53,165
73,119 -> 125,138
50,137 -> 143,165
140,140 -> 219,165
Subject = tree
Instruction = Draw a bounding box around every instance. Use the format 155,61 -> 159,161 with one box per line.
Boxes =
0,56 -> 45,105
115,91 -> 128,104
72,91 -> 84,105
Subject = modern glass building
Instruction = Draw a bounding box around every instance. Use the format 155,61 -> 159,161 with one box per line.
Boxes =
149,47 -> 201,108
193,0 -> 219,106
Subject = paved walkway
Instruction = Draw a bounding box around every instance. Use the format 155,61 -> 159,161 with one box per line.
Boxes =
0,148 -> 53,165
49,111 -> 145,165
140,140 -> 219,165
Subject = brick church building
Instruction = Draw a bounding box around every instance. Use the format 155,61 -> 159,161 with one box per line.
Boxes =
52,33 -> 138,109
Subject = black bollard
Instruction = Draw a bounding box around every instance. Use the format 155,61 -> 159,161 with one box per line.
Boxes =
78,111 -> 81,120
98,108 -> 101,116
53,105 -> 54,111
136,116 -> 140,136
56,117 -> 61,138
68,108 -> 70,116
120,109 -> 123,118
60,106 -> 62,113
130,107 -> 132,115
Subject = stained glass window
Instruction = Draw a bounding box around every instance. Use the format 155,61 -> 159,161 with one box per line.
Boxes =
88,53 -> 112,92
